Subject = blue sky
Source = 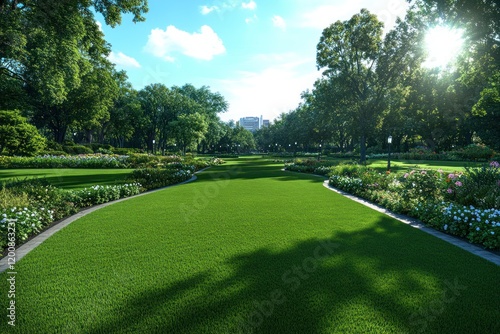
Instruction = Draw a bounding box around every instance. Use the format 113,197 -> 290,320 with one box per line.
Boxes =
96,0 -> 409,122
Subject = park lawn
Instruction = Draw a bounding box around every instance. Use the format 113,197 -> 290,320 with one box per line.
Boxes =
1,157 -> 498,333
366,159 -> 483,173
0,168 -> 135,189
271,154 -> 483,173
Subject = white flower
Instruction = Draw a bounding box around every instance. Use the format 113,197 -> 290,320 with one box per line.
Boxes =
443,224 -> 448,230
476,227 -> 480,231
491,231 -> 495,235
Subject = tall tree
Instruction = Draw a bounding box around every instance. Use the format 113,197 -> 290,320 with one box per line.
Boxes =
170,113 -> 208,154
0,0 -> 148,142
317,9 -> 425,161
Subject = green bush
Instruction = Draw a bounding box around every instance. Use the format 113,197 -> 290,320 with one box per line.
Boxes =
46,140 -> 64,152
0,110 -> 46,156
452,144 -> 495,161
112,147 -> 143,155
63,145 -> 94,155
0,187 -> 30,209
128,168 -> 192,191
445,162 -> 500,209
0,155 -> 127,168
4,178 -> 77,220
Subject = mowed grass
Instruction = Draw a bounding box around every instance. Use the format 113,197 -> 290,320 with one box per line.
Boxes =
272,154 -> 483,172
366,159 -> 483,173
0,169 -> 134,189
1,157 -> 499,333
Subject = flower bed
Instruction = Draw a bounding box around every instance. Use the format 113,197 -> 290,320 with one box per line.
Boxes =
284,159 -> 336,176
325,162 -> 500,249
0,183 -> 141,250
0,154 -> 128,168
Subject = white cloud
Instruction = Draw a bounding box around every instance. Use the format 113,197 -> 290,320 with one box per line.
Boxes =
242,1 -> 256,10
215,54 -> 320,122
95,21 -> 103,32
200,5 -> 219,15
245,14 -> 258,24
300,0 -> 409,32
144,25 -> 226,61
272,15 -> 286,30
108,51 -> 141,68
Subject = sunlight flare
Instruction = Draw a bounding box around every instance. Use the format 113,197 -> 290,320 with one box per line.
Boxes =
423,26 -> 464,68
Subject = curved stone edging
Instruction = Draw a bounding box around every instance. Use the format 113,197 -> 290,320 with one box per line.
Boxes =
0,168 -> 209,273
322,180 -> 500,266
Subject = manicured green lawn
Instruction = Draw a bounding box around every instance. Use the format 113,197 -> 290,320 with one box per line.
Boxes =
1,157 -> 498,333
271,154 -> 483,172
0,169 -> 135,189
366,159 -> 482,172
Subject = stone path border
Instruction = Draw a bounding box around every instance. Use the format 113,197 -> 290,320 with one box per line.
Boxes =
0,169 -> 207,274
322,180 -> 500,266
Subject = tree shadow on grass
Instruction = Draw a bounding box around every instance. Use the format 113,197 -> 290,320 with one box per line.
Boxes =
88,216 -> 500,334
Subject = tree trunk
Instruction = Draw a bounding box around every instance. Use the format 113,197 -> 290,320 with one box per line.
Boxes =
360,133 -> 367,163
53,126 -> 67,144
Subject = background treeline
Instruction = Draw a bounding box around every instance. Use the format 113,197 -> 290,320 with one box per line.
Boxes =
254,0 -> 500,161
0,0 -> 255,156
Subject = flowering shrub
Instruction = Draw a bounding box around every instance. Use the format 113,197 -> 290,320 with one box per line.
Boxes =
129,168 -> 192,191
69,184 -> 141,207
444,162 -> 500,209
329,175 -> 364,194
0,154 -> 128,168
322,161 -> 500,249
451,144 -> 495,161
0,183 -> 142,251
0,207 -> 54,249
410,202 -> 500,249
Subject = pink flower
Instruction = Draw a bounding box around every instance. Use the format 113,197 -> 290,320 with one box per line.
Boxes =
421,171 -> 427,175
448,173 -> 456,179
447,188 -> 453,194
490,161 -> 500,168
404,173 -> 409,178
455,181 -> 463,187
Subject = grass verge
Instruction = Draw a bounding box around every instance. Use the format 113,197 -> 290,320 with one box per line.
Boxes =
0,157 -> 498,333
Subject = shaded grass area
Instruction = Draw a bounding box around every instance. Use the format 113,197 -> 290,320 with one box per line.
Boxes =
0,169 -> 135,189
1,157 -> 499,333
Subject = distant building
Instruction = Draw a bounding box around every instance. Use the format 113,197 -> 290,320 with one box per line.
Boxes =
239,115 -> 270,131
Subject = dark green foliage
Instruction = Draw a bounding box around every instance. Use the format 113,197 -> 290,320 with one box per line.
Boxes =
62,144 -> 94,155
0,110 -> 46,156
448,163 -> 500,208
128,168 -> 192,191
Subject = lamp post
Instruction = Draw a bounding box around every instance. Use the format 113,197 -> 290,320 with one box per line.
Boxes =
318,144 -> 322,161
387,136 -> 392,172
152,139 -> 155,155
